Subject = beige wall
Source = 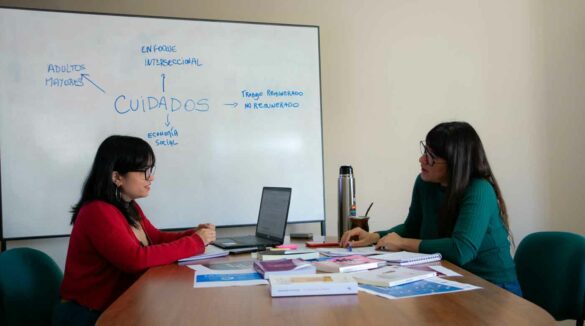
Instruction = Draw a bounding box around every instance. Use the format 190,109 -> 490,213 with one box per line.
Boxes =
2,0 -> 584,280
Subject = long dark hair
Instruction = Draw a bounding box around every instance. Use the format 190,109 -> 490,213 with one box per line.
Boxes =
71,135 -> 155,227
425,122 -> 510,237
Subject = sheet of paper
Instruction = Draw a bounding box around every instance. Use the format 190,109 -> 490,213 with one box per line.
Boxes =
316,246 -> 382,257
202,260 -> 255,270
358,277 -> 480,299
189,264 -> 268,288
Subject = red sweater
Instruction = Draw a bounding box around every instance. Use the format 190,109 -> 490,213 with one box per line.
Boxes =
60,200 -> 205,311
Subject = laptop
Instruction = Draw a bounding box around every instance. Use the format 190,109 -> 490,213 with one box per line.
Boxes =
212,187 -> 292,249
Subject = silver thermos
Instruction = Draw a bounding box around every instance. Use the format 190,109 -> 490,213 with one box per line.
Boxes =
338,165 -> 356,238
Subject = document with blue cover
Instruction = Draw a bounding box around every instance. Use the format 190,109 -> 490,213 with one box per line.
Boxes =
188,264 -> 268,288
358,277 -> 480,299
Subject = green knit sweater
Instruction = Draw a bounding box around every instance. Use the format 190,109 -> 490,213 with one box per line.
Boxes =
376,175 -> 517,284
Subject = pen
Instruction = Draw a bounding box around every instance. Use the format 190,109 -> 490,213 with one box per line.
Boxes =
347,243 -> 352,252
365,202 -> 374,217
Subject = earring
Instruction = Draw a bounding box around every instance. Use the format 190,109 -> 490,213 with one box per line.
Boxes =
115,185 -> 121,201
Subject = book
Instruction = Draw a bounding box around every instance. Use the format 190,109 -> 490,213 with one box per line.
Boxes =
254,250 -> 320,261
269,273 -> 358,297
253,258 -> 316,279
352,266 -> 437,287
370,251 -> 442,266
177,245 -> 229,265
313,255 -> 385,273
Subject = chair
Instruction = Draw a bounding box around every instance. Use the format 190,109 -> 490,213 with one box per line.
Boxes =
0,247 -> 63,326
515,231 -> 585,326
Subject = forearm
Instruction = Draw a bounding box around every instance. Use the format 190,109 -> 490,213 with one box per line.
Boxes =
376,224 -> 406,238
419,237 -> 476,265
153,229 -> 195,244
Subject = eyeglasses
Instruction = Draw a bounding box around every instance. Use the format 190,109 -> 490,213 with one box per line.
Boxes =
419,141 -> 445,167
133,166 -> 156,180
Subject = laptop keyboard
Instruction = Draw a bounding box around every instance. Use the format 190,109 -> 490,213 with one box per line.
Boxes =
237,236 -> 274,245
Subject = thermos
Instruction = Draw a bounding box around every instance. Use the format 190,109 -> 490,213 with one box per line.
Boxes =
338,165 -> 356,238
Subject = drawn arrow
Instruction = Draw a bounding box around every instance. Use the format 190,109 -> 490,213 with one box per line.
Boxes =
165,113 -> 171,127
161,73 -> 166,93
81,74 -> 105,93
224,103 -> 238,108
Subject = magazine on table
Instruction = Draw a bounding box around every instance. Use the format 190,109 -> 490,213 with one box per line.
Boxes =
253,259 -> 316,279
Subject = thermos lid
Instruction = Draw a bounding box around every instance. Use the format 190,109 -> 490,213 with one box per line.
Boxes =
339,165 -> 353,174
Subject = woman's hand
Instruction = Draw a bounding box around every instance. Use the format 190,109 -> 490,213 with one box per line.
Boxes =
374,232 -> 421,252
339,227 -> 380,247
195,227 -> 216,245
195,223 -> 215,231
374,232 -> 403,251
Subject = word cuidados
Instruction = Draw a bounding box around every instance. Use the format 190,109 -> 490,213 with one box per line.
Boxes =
114,95 -> 209,114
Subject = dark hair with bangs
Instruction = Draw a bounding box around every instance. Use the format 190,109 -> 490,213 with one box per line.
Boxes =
426,122 -> 510,237
70,135 -> 156,227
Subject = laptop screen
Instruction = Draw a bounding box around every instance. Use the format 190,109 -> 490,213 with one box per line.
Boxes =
255,187 -> 291,240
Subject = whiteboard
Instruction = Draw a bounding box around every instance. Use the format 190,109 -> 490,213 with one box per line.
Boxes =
0,8 -> 324,239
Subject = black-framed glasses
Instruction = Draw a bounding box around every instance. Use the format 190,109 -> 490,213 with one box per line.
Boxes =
133,166 -> 156,180
419,141 -> 442,167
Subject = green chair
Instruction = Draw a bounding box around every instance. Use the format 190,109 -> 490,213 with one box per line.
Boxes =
515,231 -> 585,326
0,247 -> 63,326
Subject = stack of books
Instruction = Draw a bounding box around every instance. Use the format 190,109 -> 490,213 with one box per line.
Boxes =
253,259 -> 316,279
269,273 -> 358,297
313,255 -> 385,273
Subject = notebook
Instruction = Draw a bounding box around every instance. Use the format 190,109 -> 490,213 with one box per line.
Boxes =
213,187 -> 292,249
369,251 -> 442,266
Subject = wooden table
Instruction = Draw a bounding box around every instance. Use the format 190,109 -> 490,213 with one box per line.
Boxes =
98,251 -> 555,325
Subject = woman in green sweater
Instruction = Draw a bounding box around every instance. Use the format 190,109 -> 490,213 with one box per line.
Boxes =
340,121 -> 521,296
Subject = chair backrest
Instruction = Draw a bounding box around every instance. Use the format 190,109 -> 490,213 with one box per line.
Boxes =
0,247 -> 63,326
515,231 -> 585,322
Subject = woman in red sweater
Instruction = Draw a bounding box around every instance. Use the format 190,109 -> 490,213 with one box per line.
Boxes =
53,135 -> 216,325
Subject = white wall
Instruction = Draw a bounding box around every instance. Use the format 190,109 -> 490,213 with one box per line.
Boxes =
2,1 -> 584,293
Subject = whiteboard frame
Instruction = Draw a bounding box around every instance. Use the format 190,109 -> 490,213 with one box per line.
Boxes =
0,6 -> 326,244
